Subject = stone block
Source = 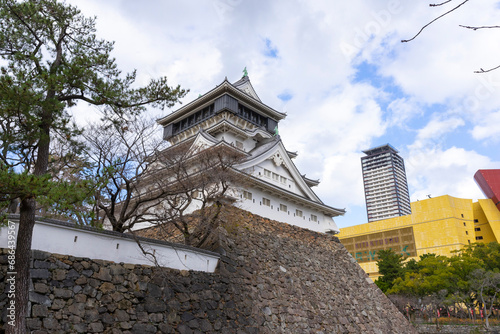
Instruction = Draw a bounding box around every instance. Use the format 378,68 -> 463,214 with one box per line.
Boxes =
148,312 -> 164,322
81,269 -> 93,277
26,318 -> 42,330
144,298 -> 166,313
88,322 -> 104,333
42,317 -> 59,330
29,291 -> 52,307
32,304 -> 49,317
34,282 -> 50,294
93,267 -> 112,281
131,323 -> 157,334
74,293 -> 86,303
114,309 -> 130,322
53,287 -> 72,299
72,323 -> 87,333
68,302 -> 86,317
84,308 -> 99,322
99,282 -> 115,293
30,268 -> 51,279
52,269 -> 67,281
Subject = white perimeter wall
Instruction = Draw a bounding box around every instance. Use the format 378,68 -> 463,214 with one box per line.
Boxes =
0,218 -> 219,273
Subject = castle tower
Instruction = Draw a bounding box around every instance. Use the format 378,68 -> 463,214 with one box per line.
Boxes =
361,144 -> 411,222
157,74 -> 345,233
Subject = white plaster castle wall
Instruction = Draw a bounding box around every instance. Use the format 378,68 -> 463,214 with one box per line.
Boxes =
236,187 -> 339,233
250,160 -> 303,196
213,131 -> 257,153
0,218 -> 219,272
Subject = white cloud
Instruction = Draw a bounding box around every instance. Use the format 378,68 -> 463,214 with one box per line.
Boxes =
386,97 -> 423,127
61,0 -> 500,227
406,146 -> 494,201
471,109 -> 500,142
410,115 -> 465,150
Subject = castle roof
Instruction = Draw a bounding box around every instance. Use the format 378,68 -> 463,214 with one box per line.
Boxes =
157,77 -> 286,127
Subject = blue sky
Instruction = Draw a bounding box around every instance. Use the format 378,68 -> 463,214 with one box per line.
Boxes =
69,0 -> 500,228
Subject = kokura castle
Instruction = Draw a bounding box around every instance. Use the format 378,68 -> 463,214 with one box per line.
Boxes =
156,73 -> 345,234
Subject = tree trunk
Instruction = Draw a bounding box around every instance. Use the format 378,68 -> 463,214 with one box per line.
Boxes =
484,305 -> 490,329
7,114 -> 51,334
7,198 -> 36,334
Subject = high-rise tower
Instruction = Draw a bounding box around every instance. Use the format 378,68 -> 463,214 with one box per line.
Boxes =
361,144 -> 411,222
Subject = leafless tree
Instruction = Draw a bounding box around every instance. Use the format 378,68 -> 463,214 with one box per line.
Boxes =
84,116 -> 246,246
402,0 -> 500,73
83,116 -> 167,231
469,269 -> 500,329
147,142 -> 247,247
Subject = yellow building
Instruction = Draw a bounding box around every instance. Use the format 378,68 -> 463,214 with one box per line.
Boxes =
338,195 -> 500,279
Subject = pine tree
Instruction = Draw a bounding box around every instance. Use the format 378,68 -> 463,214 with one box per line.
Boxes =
0,1 -> 186,332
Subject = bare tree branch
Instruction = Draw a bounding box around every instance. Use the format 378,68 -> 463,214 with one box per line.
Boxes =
460,25 -> 500,31
430,1 -> 452,7
84,116 -> 247,246
474,64 -> 500,73
402,0 -> 470,43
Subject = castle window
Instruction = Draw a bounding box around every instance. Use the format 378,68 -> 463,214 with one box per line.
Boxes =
475,227 -> 481,231
280,204 -> 287,212
311,214 -> 318,222
243,191 -> 252,200
476,236 -> 483,240
296,209 -> 303,217
264,169 -> 271,178
262,198 -> 271,207
235,140 -> 243,149
280,176 -> 287,184
272,172 -> 279,181
474,219 -> 479,223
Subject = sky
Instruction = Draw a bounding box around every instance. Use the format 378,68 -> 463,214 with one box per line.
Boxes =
68,0 -> 500,228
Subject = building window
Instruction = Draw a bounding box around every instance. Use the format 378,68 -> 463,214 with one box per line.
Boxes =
463,222 -> 466,226
296,209 -> 303,217
475,227 -> 481,231
235,140 -> 244,149
262,198 -> 271,207
272,172 -> 279,182
311,214 -> 318,222
280,176 -> 287,184
461,214 -> 464,218
476,236 -> 483,240
474,219 -> 479,223
466,231 -> 469,235
264,169 -> 271,178
243,191 -> 252,200
280,204 -> 287,212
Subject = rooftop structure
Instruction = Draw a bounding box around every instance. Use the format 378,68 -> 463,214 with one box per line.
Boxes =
474,169 -> 500,211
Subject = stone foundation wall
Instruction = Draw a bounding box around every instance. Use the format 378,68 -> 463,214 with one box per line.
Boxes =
0,206 -> 416,333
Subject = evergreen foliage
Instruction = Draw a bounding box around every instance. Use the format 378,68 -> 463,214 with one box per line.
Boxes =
0,0 -> 186,332
378,242 -> 500,329
374,249 -> 406,293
